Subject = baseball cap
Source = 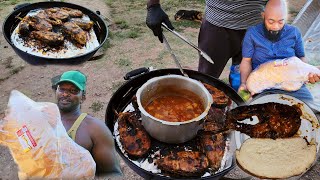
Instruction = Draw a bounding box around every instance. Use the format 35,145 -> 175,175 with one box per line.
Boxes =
56,71 -> 87,91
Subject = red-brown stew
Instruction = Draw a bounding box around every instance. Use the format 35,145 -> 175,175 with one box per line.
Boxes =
145,94 -> 204,122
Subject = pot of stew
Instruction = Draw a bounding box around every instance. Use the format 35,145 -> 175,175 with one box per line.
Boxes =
136,74 -> 213,144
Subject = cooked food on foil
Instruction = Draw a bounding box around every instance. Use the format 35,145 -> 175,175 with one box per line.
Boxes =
246,56 -> 320,94
11,7 -> 99,58
236,137 -> 316,179
70,18 -> 94,31
202,83 -> 230,108
62,21 -> 87,46
156,151 -> 209,177
114,83 -> 235,178
118,112 -> 151,158
199,132 -> 226,170
226,102 -> 302,139
145,92 -> 204,122
30,30 -> 64,46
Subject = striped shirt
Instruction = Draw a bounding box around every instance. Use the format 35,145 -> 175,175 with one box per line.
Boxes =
205,0 -> 268,30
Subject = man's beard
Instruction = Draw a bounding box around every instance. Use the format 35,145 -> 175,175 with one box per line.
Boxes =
263,23 -> 283,42
57,97 -> 79,112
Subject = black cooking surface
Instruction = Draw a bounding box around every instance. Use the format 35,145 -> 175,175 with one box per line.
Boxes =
106,69 -> 244,179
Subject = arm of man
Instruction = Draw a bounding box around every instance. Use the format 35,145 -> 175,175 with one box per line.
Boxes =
90,119 -> 122,177
293,28 -> 320,83
239,58 -> 253,92
239,26 -> 255,93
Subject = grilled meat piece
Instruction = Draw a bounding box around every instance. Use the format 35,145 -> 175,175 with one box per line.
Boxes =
18,21 -> 30,37
203,107 -> 226,132
30,31 -> 64,46
118,112 -> 151,158
199,132 -> 226,170
35,11 -> 63,26
70,18 -> 94,31
157,151 -> 209,177
24,16 -> 52,32
203,83 -> 230,108
226,102 -> 302,139
45,8 -> 70,21
61,7 -> 84,18
62,22 -> 87,46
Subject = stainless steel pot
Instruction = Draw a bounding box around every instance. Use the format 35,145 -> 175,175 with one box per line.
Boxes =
136,75 -> 213,143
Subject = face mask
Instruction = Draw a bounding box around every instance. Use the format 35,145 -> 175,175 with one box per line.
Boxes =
263,23 -> 283,42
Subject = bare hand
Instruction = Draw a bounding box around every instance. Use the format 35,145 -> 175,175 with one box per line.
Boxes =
238,83 -> 253,101
308,73 -> 320,84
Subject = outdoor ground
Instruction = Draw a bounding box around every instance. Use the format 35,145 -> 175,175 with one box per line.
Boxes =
0,0 -> 319,179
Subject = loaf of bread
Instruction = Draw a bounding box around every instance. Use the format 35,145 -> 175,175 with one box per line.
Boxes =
236,137 -> 317,179
0,90 -> 96,179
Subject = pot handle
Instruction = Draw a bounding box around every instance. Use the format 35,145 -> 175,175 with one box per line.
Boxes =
14,3 -> 30,10
124,67 -> 150,80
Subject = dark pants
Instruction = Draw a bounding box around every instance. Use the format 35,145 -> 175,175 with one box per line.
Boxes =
198,20 -> 246,78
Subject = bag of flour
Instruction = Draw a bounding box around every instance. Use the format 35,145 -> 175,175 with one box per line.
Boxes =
0,90 -> 95,179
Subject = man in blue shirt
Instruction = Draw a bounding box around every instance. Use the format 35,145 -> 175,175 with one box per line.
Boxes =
239,0 -> 320,102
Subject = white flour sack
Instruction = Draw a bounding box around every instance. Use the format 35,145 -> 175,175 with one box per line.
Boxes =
0,90 -> 95,179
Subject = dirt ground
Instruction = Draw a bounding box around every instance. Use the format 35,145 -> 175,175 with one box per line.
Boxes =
0,0 -> 319,179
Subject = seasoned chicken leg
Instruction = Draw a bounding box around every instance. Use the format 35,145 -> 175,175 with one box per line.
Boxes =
70,18 -> 94,31
30,31 -> 64,46
62,22 -> 87,46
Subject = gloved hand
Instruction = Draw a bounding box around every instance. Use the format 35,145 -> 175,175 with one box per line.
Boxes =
146,4 -> 174,43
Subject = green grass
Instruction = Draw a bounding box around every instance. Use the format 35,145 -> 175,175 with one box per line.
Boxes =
116,58 -> 132,67
172,21 -> 202,31
115,20 -> 129,29
0,0 -> 33,9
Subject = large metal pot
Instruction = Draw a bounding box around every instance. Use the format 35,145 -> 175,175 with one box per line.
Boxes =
136,75 -> 213,144
2,1 -> 108,65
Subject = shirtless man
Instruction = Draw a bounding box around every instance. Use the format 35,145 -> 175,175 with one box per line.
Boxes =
55,70 -> 121,177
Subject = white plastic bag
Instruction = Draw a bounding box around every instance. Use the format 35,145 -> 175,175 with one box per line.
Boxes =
0,90 -> 95,179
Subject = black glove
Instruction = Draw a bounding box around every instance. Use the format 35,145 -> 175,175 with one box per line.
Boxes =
146,4 -> 174,43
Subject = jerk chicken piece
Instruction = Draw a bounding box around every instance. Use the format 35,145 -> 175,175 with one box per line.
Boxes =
226,102 -> 302,139
23,16 -> 53,32
35,11 -> 63,26
203,83 -> 230,108
61,7 -> 84,18
118,112 -> 151,158
30,31 -> 64,46
156,151 -> 209,177
45,8 -> 70,21
199,132 -> 226,170
18,21 -> 30,37
62,22 -> 87,46
70,18 -> 94,31
203,107 -> 226,132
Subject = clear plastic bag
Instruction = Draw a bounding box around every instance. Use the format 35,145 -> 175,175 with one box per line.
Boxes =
0,90 -> 95,179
